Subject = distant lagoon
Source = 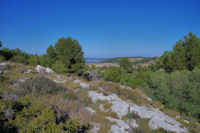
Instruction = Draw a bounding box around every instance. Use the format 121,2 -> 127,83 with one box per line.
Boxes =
85,61 -> 101,64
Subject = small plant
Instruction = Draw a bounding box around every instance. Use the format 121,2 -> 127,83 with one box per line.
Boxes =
20,76 -> 66,95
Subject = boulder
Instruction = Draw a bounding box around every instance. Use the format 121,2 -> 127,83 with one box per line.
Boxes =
45,67 -> 55,74
35,65 -> 45,72
0,63 -> 8,70
85,70 -> 101,81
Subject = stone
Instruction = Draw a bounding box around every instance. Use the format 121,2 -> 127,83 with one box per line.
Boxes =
85,107 -> 96,114
0,63 -> 6,67
90,123 -> 100,133
99,104 -> 109,112
106,117 -> 129,133
73,79 -> 81,83
80,82 -> 90,89
53,79 -> 66,84
0,63 -> 7,70
126,119 -> 139,128
120,85 -> 131,90
88,91 -> 188,133
85,70 -> 101,81
18,77 -> 28,82
73,79 -> 90,88
35,65 -> 45,72
24,69 -> 33,74
45,67 -> 55,74
183,120 -> 189,124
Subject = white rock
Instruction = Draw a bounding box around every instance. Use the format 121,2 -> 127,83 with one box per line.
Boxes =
120,85 -> 131,90
80,82 -> 90,89
99,104 -> 109,112
24,69 -> 33,74
85,107 -> 96,114
18,77 -> 28,82
73,79 -> 81,83
106,117 -> 129,133
88,91 -> 188,133
91,123 -> 100,133
73,79 -> 90,88
183,120 -> 189,124
53,79 -> 66,84
129,119 -> 139,128
98,87 -> 104,91
45,67 -> 55,74
35,65 -> 45,72
0,63 -> 7,66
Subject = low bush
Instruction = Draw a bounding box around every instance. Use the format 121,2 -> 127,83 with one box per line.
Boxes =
146,68 -> 200,121
20,76 -> 66,95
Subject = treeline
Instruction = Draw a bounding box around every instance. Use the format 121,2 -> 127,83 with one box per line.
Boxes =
155,32 -> 200,72
0,37 -> 86,75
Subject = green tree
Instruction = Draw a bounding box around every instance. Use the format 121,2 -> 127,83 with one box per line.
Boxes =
29,55 -> 39,66
0,41 -> 2,47
46,44 -> 57,67
160,32 -> 200,72
52,60 -> 67,74
119,57 -> 133,73
54,37 -> 85,75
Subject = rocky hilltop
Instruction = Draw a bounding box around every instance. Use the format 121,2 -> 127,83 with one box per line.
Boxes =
0,62 -> 197,133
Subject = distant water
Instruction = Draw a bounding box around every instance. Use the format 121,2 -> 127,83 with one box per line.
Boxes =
86,61 -> 101,64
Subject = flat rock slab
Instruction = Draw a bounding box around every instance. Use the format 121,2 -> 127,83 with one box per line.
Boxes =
88,91 -> 188,133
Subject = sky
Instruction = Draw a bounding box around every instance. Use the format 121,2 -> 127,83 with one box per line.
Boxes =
0,0 -> 200,58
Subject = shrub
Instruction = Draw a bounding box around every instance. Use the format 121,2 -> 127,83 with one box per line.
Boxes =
103,67 -> 121,82
119,57 -> 133,73
20,76 -> 66,95
146,68 -> 200,121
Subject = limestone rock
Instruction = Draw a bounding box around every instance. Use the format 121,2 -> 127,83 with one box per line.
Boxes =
45,67 -> 55,74
35,65 -> 45,72
88,91 -> 188,133
85,107 -> 96,114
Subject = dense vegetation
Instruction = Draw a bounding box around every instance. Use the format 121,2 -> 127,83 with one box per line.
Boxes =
157,32 -> 200,72
100,32 -> 200,122
0,37 -> 86,75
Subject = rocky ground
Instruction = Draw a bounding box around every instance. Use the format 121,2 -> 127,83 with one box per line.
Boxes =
0,62 -> 199,133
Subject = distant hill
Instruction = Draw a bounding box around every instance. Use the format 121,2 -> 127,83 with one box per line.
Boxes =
103,56 -> 160,67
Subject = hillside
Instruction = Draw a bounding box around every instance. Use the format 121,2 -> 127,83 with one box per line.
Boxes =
0,62 -> 199,133
102,57 -> 159,67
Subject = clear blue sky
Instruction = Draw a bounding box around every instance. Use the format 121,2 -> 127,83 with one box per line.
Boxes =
0,0 -> 200,58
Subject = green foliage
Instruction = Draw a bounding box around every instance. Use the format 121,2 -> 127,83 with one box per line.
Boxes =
54,37 -> 85,75
52,60 -> 68,74
46,44 -> 57,67
28,54 -> 40,66
159,32 -> 200,72
146,68 -> 200,121
103,67 -> 121,82
20,76 -> 66,95
0,41 -> 2,47
102,67 -> 152,88
119,57 -> 133,73
0,48 -> 30,64
0,36 -> 86,75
